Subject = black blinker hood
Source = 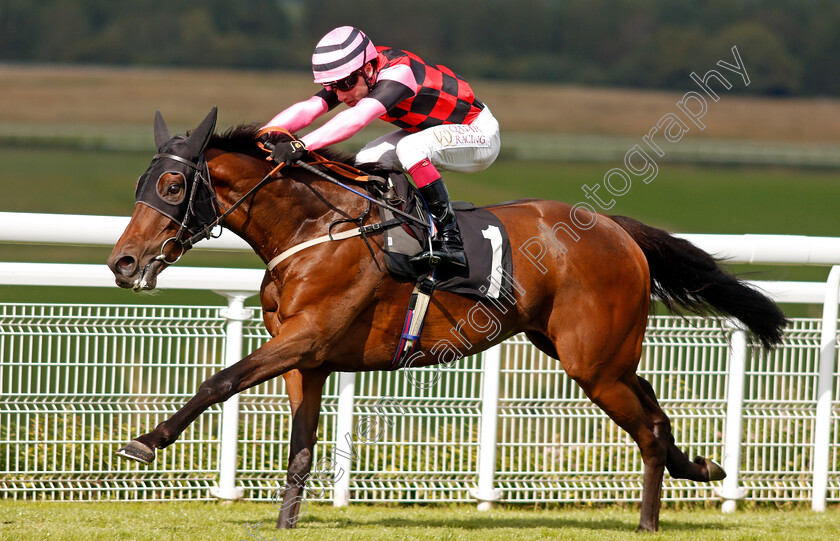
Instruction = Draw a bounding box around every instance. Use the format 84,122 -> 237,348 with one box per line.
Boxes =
134,107 -> 218,235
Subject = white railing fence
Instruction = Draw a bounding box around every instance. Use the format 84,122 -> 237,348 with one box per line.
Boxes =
1,212 -> 839,513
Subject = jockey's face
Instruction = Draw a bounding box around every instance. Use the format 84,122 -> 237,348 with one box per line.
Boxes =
335,62 -> 375,107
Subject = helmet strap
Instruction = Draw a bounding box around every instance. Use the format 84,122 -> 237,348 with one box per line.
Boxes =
362,60 -> 377,92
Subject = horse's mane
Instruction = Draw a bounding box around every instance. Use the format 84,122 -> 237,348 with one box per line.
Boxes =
206,123 -> 358,166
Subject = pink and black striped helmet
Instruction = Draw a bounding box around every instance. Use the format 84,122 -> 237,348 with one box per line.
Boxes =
312,26 -> 377,84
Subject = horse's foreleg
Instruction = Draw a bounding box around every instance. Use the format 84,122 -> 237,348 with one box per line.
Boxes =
117,317 -> 323,463
275,369 -> 329,529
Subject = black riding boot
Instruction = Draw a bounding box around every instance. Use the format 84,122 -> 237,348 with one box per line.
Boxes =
410,178 -> 467,268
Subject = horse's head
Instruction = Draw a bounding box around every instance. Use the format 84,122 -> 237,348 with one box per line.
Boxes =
107,107 -> 219,291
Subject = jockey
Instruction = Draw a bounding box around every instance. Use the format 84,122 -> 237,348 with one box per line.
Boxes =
261,26 -> 501,269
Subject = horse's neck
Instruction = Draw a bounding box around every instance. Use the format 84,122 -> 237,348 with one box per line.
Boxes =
208,152 -> 369,265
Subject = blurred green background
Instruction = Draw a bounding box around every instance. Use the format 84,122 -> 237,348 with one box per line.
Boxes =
4,0 -> 839,96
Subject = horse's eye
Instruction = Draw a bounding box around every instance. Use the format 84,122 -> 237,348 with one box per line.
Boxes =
157,172 -> 186,204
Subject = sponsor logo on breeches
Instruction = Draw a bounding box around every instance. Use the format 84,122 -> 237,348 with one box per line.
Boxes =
433,125 -> 487,147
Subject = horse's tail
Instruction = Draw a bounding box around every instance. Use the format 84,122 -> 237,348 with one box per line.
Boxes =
610,215 -> 788,348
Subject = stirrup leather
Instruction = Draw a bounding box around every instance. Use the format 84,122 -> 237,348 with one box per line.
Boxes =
391,273 -> 436,369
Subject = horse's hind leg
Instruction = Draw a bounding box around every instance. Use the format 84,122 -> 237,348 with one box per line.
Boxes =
636,375 -> 726,482
579,373 -> 667,532
547,305 -> 667,530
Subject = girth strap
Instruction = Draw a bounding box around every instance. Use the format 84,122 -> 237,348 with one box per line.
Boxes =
266,218 -> 403,271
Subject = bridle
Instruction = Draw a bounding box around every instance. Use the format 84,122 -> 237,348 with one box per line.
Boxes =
145,150 -> 220,265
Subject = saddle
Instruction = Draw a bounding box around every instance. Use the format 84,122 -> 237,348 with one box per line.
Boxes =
277,153 -> 515,369
365,171 -> 515,369
376,172 -> 514,301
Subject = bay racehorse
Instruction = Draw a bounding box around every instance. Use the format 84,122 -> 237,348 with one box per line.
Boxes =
106,108 -> 787,532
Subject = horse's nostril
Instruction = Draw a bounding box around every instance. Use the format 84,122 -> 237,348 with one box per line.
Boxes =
116,255 -> 137,276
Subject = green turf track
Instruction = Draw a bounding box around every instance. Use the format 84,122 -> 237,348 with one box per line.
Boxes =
1,501 -> 839,541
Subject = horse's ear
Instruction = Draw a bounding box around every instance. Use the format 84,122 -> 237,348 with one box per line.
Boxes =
185,106 -> 218,156
153,110 -> 171,151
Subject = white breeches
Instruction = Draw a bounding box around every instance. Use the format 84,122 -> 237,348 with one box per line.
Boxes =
355,107 -> 500,173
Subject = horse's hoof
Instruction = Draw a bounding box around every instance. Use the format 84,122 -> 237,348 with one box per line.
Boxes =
116,440 -> 156,464
696,456 -> 726,481
705,458 -> 727,481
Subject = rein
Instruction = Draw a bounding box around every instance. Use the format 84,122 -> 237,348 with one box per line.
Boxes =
255,127 -> 430,228
181,161 -> 278,248
154,134 -> 430,267
290,158 -> 429,228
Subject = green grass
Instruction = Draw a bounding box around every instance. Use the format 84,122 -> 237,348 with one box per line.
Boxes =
0,146 -> 145,215
446,160 -> 840,237
0,501 -> 838,540
5,147 -> 838,237
6,146 -> 839,243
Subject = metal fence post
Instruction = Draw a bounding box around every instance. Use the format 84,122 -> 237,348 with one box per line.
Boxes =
333,371 -> 356,507
719,324 -> 748,513
470,343 -> 503,510
209,291 -> 253,500
812,265 -> 840,511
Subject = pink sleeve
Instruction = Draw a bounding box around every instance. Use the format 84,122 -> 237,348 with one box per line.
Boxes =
300,98 -> 387,150
261,95 -> 331,135
379,63 -> 417,90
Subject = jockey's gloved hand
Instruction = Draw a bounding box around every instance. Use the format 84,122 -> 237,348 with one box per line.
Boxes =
269,139 -> 308,165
